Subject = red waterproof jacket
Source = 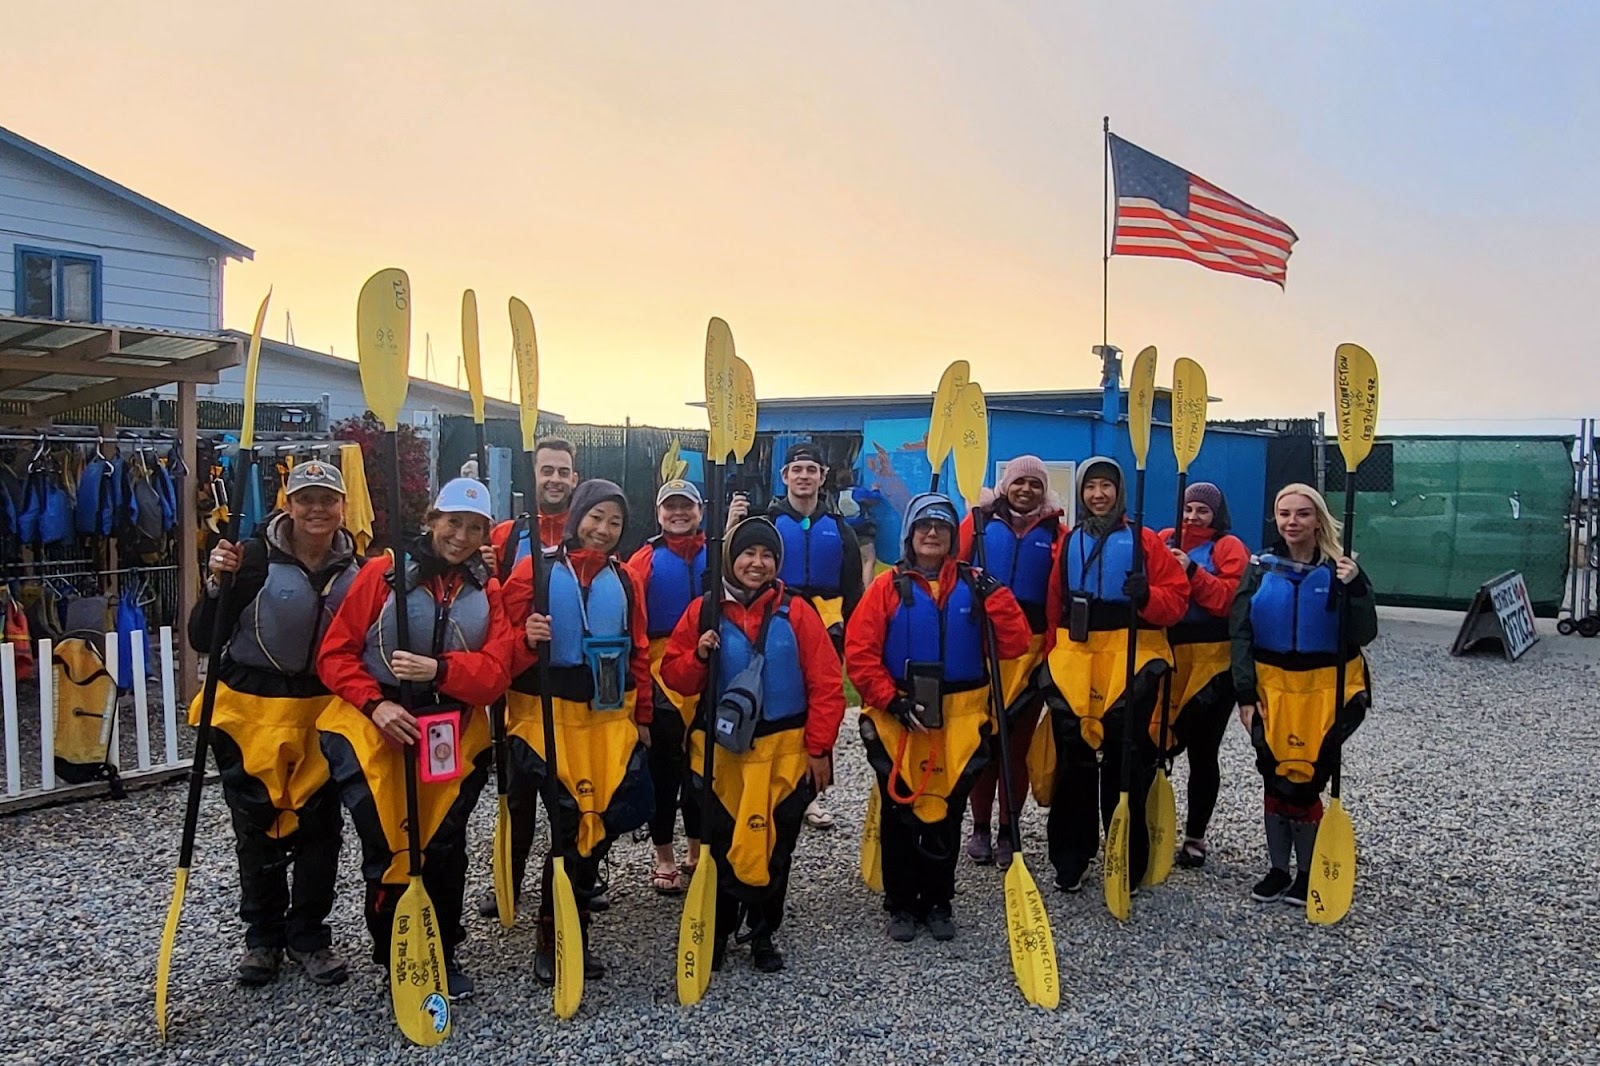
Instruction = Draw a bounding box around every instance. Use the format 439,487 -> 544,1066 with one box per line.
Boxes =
500,547 -> 654,723
490,511 -> 567,565
843,558 -> 1032,714
317,555 -> 517,711
623,531 -> 707,585
660,581 -> 845,757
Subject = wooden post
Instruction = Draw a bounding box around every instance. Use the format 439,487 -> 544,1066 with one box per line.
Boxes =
177,381 -> 199,701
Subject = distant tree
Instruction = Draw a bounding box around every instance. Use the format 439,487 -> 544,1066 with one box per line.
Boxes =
333,413 -> 431,553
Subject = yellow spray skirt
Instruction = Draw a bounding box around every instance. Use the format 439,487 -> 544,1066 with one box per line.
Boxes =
190,683 -> 334,839
1043,626 -> 1173,751
505,689 -> 640,859
1255,657 -> 1369,784
863,687 -> 990,825
688,726 -> 809,888
317,698 -> 490,883
1149,639 -> 1233,749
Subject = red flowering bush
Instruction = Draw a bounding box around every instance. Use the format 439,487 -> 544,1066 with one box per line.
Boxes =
333,413 -> 431,551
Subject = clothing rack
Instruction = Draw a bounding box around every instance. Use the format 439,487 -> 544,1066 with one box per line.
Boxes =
1,564 -> 177,582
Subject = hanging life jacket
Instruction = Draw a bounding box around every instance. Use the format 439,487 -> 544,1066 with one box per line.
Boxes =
113,588 -> 150,694
75,455 -> 123,537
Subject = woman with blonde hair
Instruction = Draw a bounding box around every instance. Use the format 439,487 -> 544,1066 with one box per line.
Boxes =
1229,483 -> 1376,906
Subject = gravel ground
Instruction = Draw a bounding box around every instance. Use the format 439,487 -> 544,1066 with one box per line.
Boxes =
3,614 -> 1598,1065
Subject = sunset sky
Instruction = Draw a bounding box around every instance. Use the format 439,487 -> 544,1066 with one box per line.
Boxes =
9,2 -> 1597,430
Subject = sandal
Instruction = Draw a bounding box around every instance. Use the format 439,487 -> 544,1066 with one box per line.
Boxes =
678,860 -> 698,880
650,866 -> 684,895
1176,838 -> 1208,869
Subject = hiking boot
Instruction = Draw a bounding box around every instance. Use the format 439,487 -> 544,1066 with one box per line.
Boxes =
1252,867 -> 1293,903
887,910 -> 918,942
236,946 -> 282,987
1176,838 -> 1208,869
925,905 -> 956,942
445,958 -> 474,1001
288,946 -> 349,987
533,946 -> 555,987
965,827 -> 994,865
995,831 -> 1015,871
584,945 -> 607,981
751,935 -> 785,973
1283,870 -> 1310,908
711,936 -> 728,972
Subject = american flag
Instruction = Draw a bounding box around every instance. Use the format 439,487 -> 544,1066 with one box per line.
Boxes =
1108,133 -> 1298,287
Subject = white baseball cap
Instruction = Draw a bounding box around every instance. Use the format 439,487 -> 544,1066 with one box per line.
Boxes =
432,477 -> 493,519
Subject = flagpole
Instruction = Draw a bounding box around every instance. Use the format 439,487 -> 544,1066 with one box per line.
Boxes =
1102,115 -> 1110,350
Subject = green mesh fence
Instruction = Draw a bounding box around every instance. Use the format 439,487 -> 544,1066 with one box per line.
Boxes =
1343,436 -> 1574,615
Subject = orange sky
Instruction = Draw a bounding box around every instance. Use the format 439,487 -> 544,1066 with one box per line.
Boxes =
9,2 -> 1598,429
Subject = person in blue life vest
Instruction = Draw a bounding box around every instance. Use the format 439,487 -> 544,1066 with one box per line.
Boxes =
955,455 -> 1065,869
623,479 -> 748,894
847,493 -> 1032,942
766,441 -> 864,832
189,461 -> 362,988
500,479 -> 654,985
659,517 -> 845,972
1155,481 -> 1251,870
1033,457 -> 1190,894
1231,483 -> 1376,906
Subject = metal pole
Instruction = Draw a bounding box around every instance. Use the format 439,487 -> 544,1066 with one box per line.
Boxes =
1102,116 -> 1111,351
1315,411 -> 1328,495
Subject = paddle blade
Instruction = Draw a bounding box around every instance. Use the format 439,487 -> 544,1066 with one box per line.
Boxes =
154,865 -> 188,1040
927,359 -> 971,472
357,269 -> 412,430
1143,770 -> 1176,887
676,855 -> 718,1004
1307,796 -> 1357,924
493,796 -> 515,929
1004,856 -> 1060,1009
509,297 -> 540,453
1104,792 -> 1132,921
1170,357 -> 1207,474
731,354 -> 758,462
551,857 -> 585,1017
390,875 -> 451,1046
1128,346 -> 1157,470
461,290 -> 485,423
239,290 -> 272,450
1334,343 -> 1380,473
952,381 -> 989,507
861,787 -> 884,893
660,438 -> 682,483
704,317 -> 736,463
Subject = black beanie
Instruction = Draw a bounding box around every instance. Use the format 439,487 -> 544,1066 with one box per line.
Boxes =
724,517 -> 784,581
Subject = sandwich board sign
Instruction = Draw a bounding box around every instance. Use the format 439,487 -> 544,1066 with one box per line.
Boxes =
1451,571 -> 1539,661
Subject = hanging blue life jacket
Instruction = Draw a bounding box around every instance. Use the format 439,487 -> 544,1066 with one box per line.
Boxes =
718,601 -> 806,721
775,511 -> 845,597
39,473 -> 74,547
1249,554 -> 1340,656
154,461 -> 177,531
980,517 -> 1055,606
75,455 -> 123,537
645,539 -> 707,637
1061,526 -> 1136,603
883,567 -> 986,686
113,587 -> 150,694
548,561 -> 631,668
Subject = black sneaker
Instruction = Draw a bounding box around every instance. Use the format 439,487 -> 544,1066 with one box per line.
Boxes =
533,934 -> 555,987
584,944 -> 607,981
588,890 -> 611,913
1176,839 -> 1208,868
1251,867 -> 1293,903
1055,865 -> 1087,894
751,935 -> 784,973
476,888 -> 500,919
1283,870 -> 1310,907
925,905 -> 956,942
445,959 -> 474,1001
288,946 -> 349,986
887,910 -> 918,942
711,936 -> 728,972
236,946 -> 282,987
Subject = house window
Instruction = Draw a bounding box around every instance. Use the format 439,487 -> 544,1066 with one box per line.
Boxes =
15,248 -> 101,322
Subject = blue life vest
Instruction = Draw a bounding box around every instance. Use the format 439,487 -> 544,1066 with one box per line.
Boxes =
1249,555 -> 1340,656
75,456 -> 123,537
775,511 -> 845,597
980,518 -> 1055,606
154,462 -> 177,531
883,569 -> 985,686
718,604 -> 806,721
1181,538 -> 1219,623
548,561 -> 631,668
645,540 -> 707,637
1062,526 -> 1136,603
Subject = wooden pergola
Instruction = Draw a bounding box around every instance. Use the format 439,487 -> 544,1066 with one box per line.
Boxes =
0,313 -> 243,696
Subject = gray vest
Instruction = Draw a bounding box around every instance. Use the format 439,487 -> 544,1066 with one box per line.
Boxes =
361,562 -> 492,688
228,558 -> 360,675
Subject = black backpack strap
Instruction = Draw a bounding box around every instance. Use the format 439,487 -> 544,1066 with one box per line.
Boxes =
499,515 -> 529,582
894,568 -> 915,610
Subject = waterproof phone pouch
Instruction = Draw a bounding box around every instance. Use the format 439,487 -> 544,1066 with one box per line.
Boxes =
1068,591 -> 1091,643
906,661 -> 944,730
417,706 -> 463,783
583,634 -> 631,710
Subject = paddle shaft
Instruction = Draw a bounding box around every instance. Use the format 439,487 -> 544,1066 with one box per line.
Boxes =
1331,476 -> 1358,802
700,459 -> 727,835
176,446 -> 257,867
1119,466 -> 1147,792
380,429 -> 425,881
474,423 -> 490,497
970,508 -> 1021,850
1155,469 -> 1188,760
